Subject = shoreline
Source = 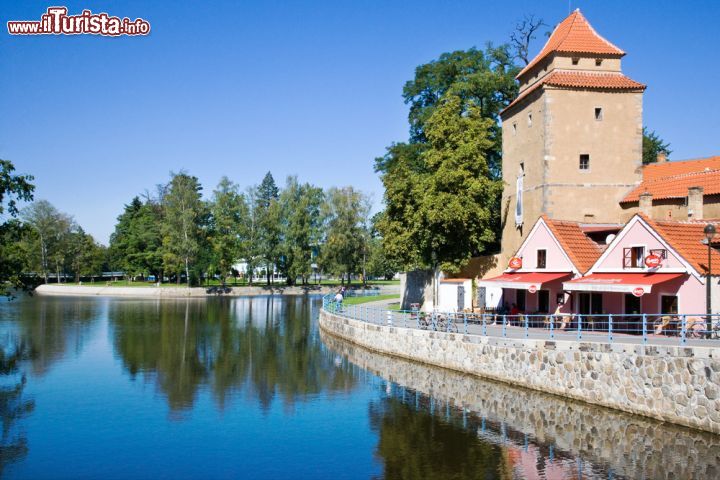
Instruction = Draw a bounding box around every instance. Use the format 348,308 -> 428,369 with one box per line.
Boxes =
34,284 -> 400,298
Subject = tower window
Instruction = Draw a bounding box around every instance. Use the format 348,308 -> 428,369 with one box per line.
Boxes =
512,122 -> 517,135
594,107 -> 603,121
579,154 -> 590,170
537,249 -> 547,269
572,57 -> 580,65
595,58 -> 603,66
527,113 -> 533,127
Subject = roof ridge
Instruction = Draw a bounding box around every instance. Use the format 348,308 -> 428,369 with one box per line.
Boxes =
573,9 -> 625,56
641,167 -> 720,183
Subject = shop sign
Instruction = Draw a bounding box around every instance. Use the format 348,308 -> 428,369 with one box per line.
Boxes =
528,284 -> 537,294
632,287 -> 645,297
644,254 -> 661,268
508,257 -> 522,270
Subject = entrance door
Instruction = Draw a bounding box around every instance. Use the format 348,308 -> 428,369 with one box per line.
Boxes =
624,293 -> 642,334
457,286 -> 465,311
477,287 -> 486,310
516,289 -> 526,311
538,290 -> 549,313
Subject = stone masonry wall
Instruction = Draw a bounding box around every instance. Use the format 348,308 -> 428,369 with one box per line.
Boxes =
319,310 -> 720,434
321,332 -> 720,479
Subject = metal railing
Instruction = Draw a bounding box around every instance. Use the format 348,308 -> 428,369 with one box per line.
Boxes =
322,294 -> 720,346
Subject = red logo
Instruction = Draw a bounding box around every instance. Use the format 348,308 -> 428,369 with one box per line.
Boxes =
508,257 -> 522,269
644,254 -> 661,268
528,285 -> 537,294
632,287 -> 645,297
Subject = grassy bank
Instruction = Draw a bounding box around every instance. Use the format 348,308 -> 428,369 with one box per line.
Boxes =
342,294 -> 400,305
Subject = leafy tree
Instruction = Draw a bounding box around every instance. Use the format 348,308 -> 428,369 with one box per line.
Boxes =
0,160 -> 35,296
161,172 -> 205,286
209,177 -> 248,284
642,127 -> 672,164
402,45 -> 518,174
21,200 -> 73,284
366,213 -> 400,281
279,177 -> 324,285
68,226 -> 106,283
0,221 -> 39,296
320,187 -> 370,283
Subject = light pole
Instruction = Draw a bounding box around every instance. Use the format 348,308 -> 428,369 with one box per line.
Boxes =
704,224 -> 716,333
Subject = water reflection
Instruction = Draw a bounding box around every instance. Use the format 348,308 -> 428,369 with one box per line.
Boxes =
323,331 -> 720,480
109,296 -> 358,414
0,340 -> 35,475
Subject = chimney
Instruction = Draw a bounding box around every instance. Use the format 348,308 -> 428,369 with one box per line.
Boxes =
688,186 -> 704,220
639,192 -> 653,216
656,152 -> 667,163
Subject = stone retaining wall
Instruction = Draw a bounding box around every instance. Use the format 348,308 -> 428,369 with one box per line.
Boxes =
319,309 -> 720,434
321,332 -> 720,479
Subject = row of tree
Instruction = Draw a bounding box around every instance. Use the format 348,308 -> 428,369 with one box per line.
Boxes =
107,171 -> 395,286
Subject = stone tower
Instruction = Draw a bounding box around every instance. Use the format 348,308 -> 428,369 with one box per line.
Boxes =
498,9 -> 644,267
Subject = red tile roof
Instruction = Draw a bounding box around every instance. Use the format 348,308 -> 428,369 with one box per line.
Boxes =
640,156 -> 720,182
639,215 -> 720,275
542,216 -> 603,274
517,9 -> 624,79
621,168 -> 720,203
502,70 -> 645,115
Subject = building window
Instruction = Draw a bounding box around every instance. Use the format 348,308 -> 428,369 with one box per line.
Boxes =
527,113 -> 533,127
537,249 -> 547,269
595,107 -> 603,121
512,122 -> 517,135
579,154 -> 590,170
624,246 -> 645,268
661,295 -> 678,315
579,293 -> 603,315
595,58 -> 603,66
572,57 -> 580,65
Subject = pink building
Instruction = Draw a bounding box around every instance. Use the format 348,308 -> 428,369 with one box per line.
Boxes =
563,214 -> 720,317
479,216 -> 604,315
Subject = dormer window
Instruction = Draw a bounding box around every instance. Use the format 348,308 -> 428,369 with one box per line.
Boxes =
572,57 -> 580,65
595,58 -> 603,66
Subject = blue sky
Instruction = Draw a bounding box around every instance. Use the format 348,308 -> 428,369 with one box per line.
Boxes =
2,0 -> 719,243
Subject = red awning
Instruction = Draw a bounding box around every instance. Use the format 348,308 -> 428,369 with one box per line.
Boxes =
478,272 -> 572,290
563,273 -> 686,295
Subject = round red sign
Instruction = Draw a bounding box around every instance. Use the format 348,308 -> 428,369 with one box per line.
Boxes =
644,254 -> 661,268
508,256 -> 522,270
528,285 -> 537,294
632,287 -> 645,297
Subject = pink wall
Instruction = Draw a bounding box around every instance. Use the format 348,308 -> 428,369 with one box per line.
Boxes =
595,220 -> 687,270
514,222 -> 575,272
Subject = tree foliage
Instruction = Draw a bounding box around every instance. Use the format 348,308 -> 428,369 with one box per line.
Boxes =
642,127 -> 672,164
108,197 -> 163,279
208,177 -> 248,283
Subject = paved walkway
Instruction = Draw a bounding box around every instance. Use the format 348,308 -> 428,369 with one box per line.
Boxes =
331,306 -> 719,349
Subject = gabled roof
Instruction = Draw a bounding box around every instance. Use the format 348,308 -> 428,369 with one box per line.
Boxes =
639,214 -> 720,275
542,216 -> 603,274
621,167 -> 720,203
502,70 -> 644,115
641,156 -> 720,182
517,9 -> 624,79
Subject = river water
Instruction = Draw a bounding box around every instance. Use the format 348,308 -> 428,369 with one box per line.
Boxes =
0,295 -> 718,479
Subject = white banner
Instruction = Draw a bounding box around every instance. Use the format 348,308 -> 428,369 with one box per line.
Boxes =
515,174 -> 523,227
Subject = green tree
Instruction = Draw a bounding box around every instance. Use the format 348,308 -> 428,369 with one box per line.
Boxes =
254,172 -> 282,285
161,172 -> 205,286
320,186 -> 369,283
108,197 -> 164,280
68,226 -> 106,283
0,160 -> 35,296
21,200 -> 73,284
642,127 -> 672,164
279,177 -> 324,285
209,177 -> 248,284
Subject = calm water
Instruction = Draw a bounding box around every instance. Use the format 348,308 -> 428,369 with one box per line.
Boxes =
1,295 -> 719,479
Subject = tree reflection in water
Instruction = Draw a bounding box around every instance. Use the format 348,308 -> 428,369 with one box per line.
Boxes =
109,296 -> 358,415
0,339 -> 35,475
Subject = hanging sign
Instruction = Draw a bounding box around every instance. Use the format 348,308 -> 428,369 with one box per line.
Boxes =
644,254 -> 661,268
515,175 -> 524,227
632,287 -> 645,297
528,285 -> 538,294
508,257 -> 523,270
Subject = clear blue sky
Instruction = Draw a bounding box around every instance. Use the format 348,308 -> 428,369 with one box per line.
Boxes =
2,0 -> 719,244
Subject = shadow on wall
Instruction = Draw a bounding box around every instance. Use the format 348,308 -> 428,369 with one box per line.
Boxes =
399,270 -> 433,310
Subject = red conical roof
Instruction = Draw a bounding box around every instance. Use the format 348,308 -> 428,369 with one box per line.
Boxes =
517,9 -> 624,79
